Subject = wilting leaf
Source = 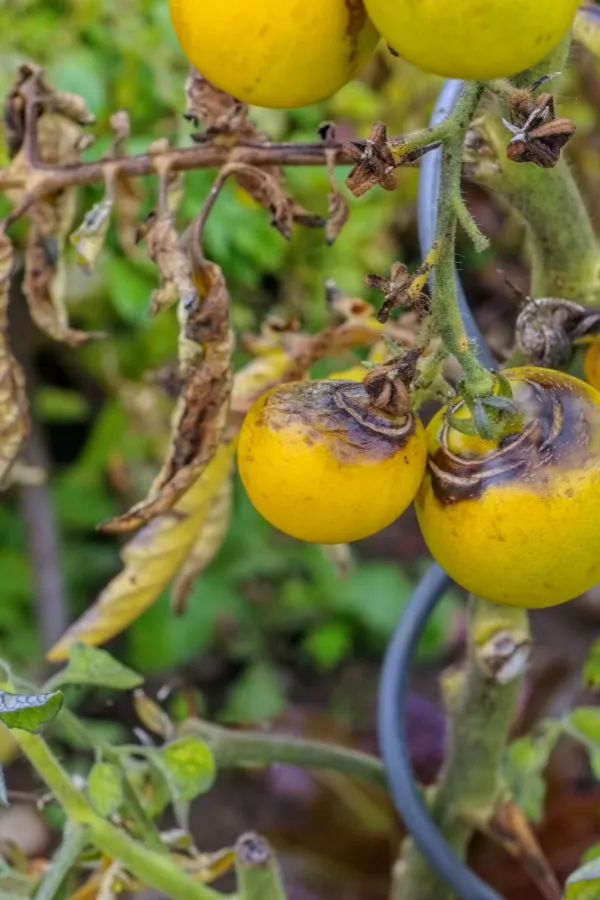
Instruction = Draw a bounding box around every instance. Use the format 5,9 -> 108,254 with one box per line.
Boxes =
150,737 -> 215,802
88,762 -> 123,817
324,139 -> 349,245
71,195 -> 113,274
138,209 -> 197,316
0,689 -> 62,732
46,441 -> 235,660
49,642 -> 143,690
133,689 -> 174,739
0,236 -> 28,487
100,259 -> 233,533
171,474 -> 233,613
185,69 -> 322,233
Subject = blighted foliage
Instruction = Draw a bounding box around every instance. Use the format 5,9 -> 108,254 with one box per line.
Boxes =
0,235 -> 28,486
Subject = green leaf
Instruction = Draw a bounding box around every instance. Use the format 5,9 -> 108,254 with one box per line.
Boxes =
504,720 -> 561,822
0,690 -> 63,733
303,621 -> 353,671
583,640 -> 600,689
566,858 -> 600,899
88,762 -> 123,817
150,737 -> 216,803
50,643 -> 143,691
220,663 -> 285,725
569,707 -> 600,745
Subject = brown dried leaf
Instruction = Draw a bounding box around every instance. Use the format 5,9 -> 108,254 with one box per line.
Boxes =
100,259 -> 233,533
24,195 -> 104,346
171,473 -> 233,613
0,235 -> 28,487
137,211 -> 197,316
344,123 -> 397,198
185,68 -> 251,139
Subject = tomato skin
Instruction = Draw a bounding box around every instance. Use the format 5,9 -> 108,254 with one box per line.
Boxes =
237,380 -> 427,544
415,367 -> 600,608
364,0 -> 579,80
168,0 -> 378,109
584,338 -> 600,392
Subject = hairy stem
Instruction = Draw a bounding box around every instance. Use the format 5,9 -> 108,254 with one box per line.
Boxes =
394,598 -> 531,900
432,82 -> 495,396
180,718 -> 386,788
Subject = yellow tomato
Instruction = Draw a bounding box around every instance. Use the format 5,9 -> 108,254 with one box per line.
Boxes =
328,364 -> 368,381
169,0 -> 379,109
416,367 -> 600,608
584,337 -> 600,392
364,0 -> 579,80
238,379 -> 426,543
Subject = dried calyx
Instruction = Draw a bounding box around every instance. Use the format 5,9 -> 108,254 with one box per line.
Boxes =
516,297 -> 600,367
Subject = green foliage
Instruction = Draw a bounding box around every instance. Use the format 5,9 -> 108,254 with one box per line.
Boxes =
504,719 -> 562,822
0,689 -> 63,732
149,737 -> 216,803
88,760 -> 123,816
566,858 -> 600,900
48,642 -> 143,691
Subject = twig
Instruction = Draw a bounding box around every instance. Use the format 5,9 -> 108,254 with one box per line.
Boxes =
179,718 -> 387,788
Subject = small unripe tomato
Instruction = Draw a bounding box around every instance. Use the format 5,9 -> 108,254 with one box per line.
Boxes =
364,0 -> 579,80
584,338 -> 600,392
415,367 -> 600,608
168,0 -> 378,109
238,379 -> 427,543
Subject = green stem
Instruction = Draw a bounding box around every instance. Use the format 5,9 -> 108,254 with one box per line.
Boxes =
235,833 -> 287,900
394,598 -> 531,900
431,82 -> 495,397
55,706 -> 165,854
12,728 -> 223,900
179,719 -> 386,789
34,824 -> 89,900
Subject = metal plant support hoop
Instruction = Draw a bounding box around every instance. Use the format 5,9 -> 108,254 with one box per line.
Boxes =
377,80 -> 505,900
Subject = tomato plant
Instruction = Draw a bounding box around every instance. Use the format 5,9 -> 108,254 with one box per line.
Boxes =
3,2 -> 600,900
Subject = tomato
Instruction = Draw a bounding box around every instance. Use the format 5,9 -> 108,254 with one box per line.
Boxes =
584,337 -> 600,392
364,0 -> 579,80
415,367 -> 600,608
328,364 -> 369,381
168,0 -> 378,109
237,379 -> 426,543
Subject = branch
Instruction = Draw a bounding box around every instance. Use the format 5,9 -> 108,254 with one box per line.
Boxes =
180,718 -> 386,788
394,598 -> 531,900
0,140 -> 362,221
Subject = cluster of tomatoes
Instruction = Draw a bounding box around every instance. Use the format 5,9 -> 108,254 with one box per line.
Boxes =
237,365 -> 600,612
169,0 -> 580,110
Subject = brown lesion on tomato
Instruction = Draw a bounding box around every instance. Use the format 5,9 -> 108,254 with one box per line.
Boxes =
344,0 -> 368,64
428,373 -> 598,505
259,380 -> 417,464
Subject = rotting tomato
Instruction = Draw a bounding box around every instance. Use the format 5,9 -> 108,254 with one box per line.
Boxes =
168,0 -> 379,109
364,0 -> 579,80
415,367 -> 600,608
237,379 -> 426,543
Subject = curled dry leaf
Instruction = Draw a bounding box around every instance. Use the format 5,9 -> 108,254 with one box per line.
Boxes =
0,235 -> 28,487
137,210 -> 197,316
4,67 -> 101,345
185,69 -> 323,234
46,346 -> 297,659
100,259 -> 233,534
321,125 -> 349,245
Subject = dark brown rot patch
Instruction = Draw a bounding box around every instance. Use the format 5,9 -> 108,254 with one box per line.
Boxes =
344,0 -> 368,63
260,380 -> 416,464
429,373 -> 595,505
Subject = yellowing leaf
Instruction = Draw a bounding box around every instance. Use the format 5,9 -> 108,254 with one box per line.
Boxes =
171,474 -> 233,613
46,441 -> 235,661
